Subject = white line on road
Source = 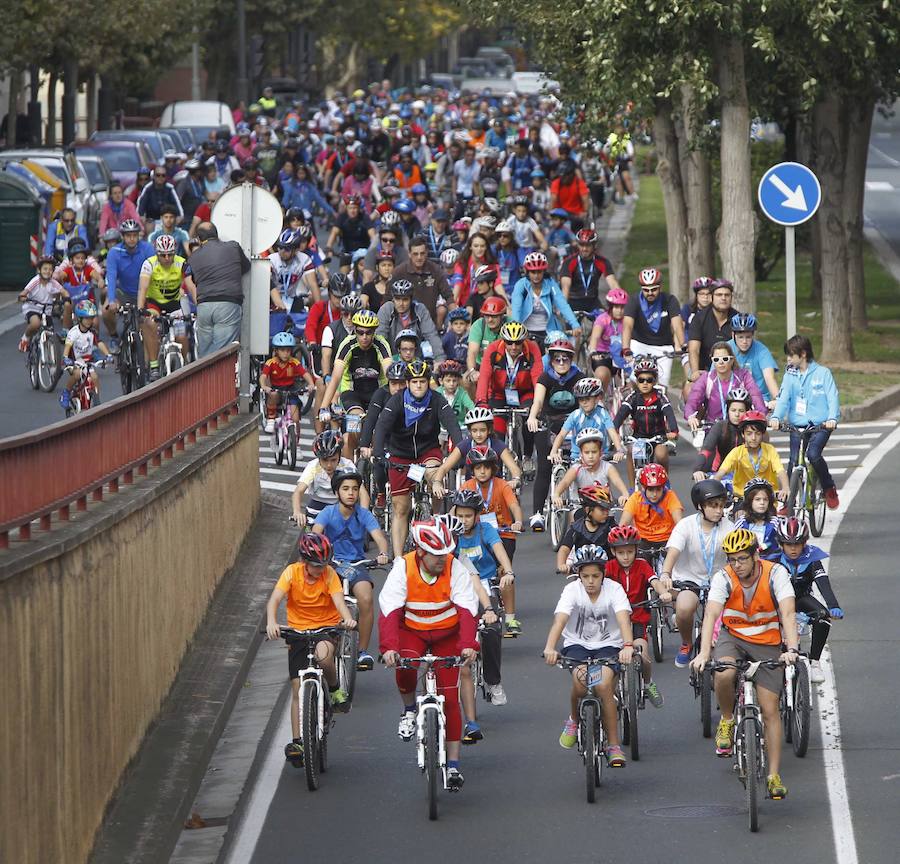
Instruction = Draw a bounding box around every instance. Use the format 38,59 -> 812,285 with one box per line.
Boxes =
260,480 -> 297,492
865,181 -> 894,191
869,144 -> 900,167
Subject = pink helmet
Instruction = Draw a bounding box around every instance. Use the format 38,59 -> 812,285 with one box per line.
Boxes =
606,288 -> 628,306
409,518 -> 456,555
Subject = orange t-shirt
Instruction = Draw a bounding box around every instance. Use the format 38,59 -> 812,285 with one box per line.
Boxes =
623,488 -> 682,543
462,476 -> 519,538
275,562 -> 342,630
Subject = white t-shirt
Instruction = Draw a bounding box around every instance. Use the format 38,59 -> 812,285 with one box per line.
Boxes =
297,456 -> 356,504
21,277 -> 65,316
512,216 -> 540,249
555,578 -> 631,650
65,325 -> 97,360
453,159 -> 481,197
666,514 -> 735,585
708,563 -> 794,607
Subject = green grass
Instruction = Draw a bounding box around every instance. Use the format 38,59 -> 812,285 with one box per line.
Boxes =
622,173 -> 900,405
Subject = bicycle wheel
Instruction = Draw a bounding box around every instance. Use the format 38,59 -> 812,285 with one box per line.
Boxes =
582,701 -> 598,803
700,667 -> 713,738
164,346 -> 184,376
339,627 -> 359,704
792,661 -> 811,757
809,471 -> 826,537
424,708 -> 440,820
549,465 -> 568,548
743,718 -> 760,832
650,605 -> 664,663
787,467 -> 805,517
627,658 -> 641,761
37,333 -> 61,392
274,426 -> 286,466
303,681 -> 320,791
288,424 -> 298,470
28,345 -> 40,390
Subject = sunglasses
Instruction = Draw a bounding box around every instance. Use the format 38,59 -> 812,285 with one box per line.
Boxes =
711,356 -> 732,364
636,376 -> 656,384
551,354 -> 572,362
381,237 -> 396,243
503,339 -> 523,346
158,252 -> 174,259
641,285 -> 660,292
726,553 -> 753,565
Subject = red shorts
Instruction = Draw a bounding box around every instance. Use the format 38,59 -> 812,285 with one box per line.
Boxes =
388,446 -> 444,495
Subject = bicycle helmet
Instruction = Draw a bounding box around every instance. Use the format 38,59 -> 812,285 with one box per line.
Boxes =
638,268 -> 662,287
776,514 -> 809,545
721,528 -> 758,555
692,276 -> 716,292
743,477 -> 775,510
390,279 -> 414,297
411,182 -> 427,195
464,406 -> 494,426
74,299 -> 98,319
495,219 -> 514,234
36,255 -> 55,269
380,211 -> 401,229
576,228 -> 598,245
296,224 -> 313,240
328,272 -> 351,296
544,330 -> 567,346
437,359 -> 463,378
394,328 -> 420,349
272,331 -> 296,348
575,427 -> 604,448
440,248 -> 460,267
571,544 -> 608,570
608,524 -> 641,547
298,532 -> 334,565
466,446 -> 499,466
547,338 -> 575,355
351,309 -> 379,329
409,518 -> 456,555
578,483 -> 612,508
725,387 -> 751,408
405,358 -> 430,380
393,198 -> 416,214
453,488 -> 485,511
523,251 -> 548,272
340,294 -> 364,313
473,264 -> 497,284
67,238 -> 89,256
277,228 -> 301,249
447,307 -> 471,323
738,410 -> 767,431
573,377 -> 604,399
120,219 -> 141,234
343,193 -> 362,206
606,288 -> 629,306
638,463 -> 668,488
312,429 -> 343,459
102,228 -> 121,243
154,234 -> 177,254
436,513 -> 465,536
632,357 -> 659,377
714,278 -> 734,291
330,468 -> 363,493
690,478 -> 728,509
480,296 -> 506,317
499,321 -> 527,342
730,312 -> 757,333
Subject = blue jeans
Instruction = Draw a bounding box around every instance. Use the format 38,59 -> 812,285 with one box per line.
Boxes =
788,427 -> 834,491
196,301 -> 241,357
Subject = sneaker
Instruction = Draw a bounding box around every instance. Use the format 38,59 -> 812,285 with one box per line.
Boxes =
715,716 -> 735,756
692,429 -> 706,449
606,745 -> 627,767
264,418 -> 275,433
18,336 -> 29,353
148,366 -> 161,382
523,457 -> 536,476
398,710 -> 416,741
559,717 -> 578,749
530,513 -> 546,532
329,688 -> 349,710
446,767 -> 465,790
825,487 -> 840,510
809,660 -> 825,684
284,740 -> 303,764
504,616 -> 522,638
462,721 -> 483,744
644,681 -> 664,708
674,643 -> 691,668
58,389 -> 71,409
357,650 -> 374,671
485,683 -> 507,705
767,773 -> 788,799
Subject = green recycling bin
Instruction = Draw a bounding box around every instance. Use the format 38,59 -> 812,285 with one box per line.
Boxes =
0,171 -> 42,288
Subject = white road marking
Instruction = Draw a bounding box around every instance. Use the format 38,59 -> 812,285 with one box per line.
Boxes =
868,144 -> 900,167
865,181 -> 894,191
260,466 -> 305,478
260,480 -> 297,492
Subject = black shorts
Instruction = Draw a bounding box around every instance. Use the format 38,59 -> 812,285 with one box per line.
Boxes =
591,352 -> 613,372
146,298 -> 182,314
288,635 -> 338,678
340,390 -> 371,412
637,539 -> 667,567
631,622 -> 647,640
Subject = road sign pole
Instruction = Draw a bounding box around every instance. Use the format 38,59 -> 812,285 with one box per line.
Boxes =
239,182 -> 253,414
785,225 -> 796,339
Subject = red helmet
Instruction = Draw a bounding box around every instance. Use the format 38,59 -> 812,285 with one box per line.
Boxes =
638,462 -> 668,488
638,268 -> 662,287
738,410 -> 768,430
298,532 -> 334,565
523,251 -> 549,272
608,524 -> 641,547
546,338 -> 575,355
480,296 -> 507,316
576,228 -> 597,245
409,518 -> 456,555
776,515 -> 809,545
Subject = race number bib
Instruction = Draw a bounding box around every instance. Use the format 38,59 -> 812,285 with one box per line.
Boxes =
407,464 -> 426,482
504,388 -> 521,407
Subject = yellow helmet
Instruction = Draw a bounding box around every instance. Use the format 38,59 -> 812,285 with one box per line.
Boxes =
499,321 -> 527,342
351,309 -> 379,329
722,528 -> 758,555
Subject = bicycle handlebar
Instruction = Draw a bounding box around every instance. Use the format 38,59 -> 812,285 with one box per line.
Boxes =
260,625 -> 349,640
392,654 -> 465,669
549,655 -> 621,670
336,558 -> 387,570
778,423 -> 829,434
706,659 -> 785,672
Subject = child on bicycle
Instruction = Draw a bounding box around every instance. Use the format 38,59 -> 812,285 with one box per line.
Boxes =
589,288 -> 629,393
436,359 -> 475,427
313,468 -> 390,671
546,208 -> 576,259
691,388 -> 750,481
59,300 -> 112,411
605,524 -> 665,707
713,411 -> 789,503
442,307 -> 471,364
18,256 -> 69,353
265,532 -> 357,764
260,331 -> 317,433
556,484 -> 616,574
734,478 -> 781,560
620,463 -> 684,565
549,377 -> 625,464
774,515 -> 843,683
292,430 -> 368,525
552,428 -> 630,511
542,544 -> 635,767
452,490 -> 514,741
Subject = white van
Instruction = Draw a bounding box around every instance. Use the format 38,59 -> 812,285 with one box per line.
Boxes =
159,101 -> 236,135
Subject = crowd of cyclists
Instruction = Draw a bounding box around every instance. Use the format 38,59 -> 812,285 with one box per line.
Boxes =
13,81 -> 845,807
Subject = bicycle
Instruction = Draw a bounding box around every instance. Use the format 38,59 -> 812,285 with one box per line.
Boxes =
646,587 -> 679,663
264,385 -> 307,470
707,658 -> 785,832
622,432 -> 677,485
573,310 -> 596,371
782,423 -> 829,537
25,301 -> 65,392
546,449 -> 576,549
391,462 -> 435,551
277,310 -> 316,416
117,303 -> 148,394
492,406 -> 532,480
63,356 -> 112,417
464,568 -> 505,706
393,654 -> 467,820
615,646 -> 644,761
779,609 -> 829,758
154,310 -> 187,377
671,581 -> 714,738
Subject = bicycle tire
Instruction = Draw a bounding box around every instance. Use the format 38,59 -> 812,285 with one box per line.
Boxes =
288,424 -> 298,471
809,471 -> 826,537
293,344 -> 316,416
650,605 -> 664,663
302,681 -> 320,791
28,346 -> 40,390
425,708 -> 440,820
699,666 -> 713,738
583,700 -> 598,803
549,464 -> 568,549
627,658 -> 640,761
37,333 -> 60,392
340,627 -> 359,704
743,718 -> 760,832
318,720 -> 328,774
274,426 -> 286,466
787,467 -> 804,517
781,685 -> 793,744
792,661 -> 811,757
164,346 -> 184,377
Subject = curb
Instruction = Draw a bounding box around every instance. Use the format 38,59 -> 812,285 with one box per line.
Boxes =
842,382 -> 900,422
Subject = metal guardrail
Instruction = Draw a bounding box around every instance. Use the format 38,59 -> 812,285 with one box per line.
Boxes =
0,344 -> 240,548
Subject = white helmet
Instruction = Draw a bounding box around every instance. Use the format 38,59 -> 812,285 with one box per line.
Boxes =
575,427 -> 605,447
440,248 -> 460,267
495,219 -> 514,234
464,406 -> 494,426
409,519 -> 456,555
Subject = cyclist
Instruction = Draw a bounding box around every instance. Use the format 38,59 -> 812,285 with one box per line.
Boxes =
691,388 -> 750,481
259,332 -> 316,432
320,294 -> 362,380
102,220 -> 154,352
555,484 -> 617,573
358,360 -> 408,508
148,204 -> 190,258
620,463 -> 684,565
510,251 -> 579,347
265,533 -> 357,764
442,307 -> 471,365
769,334 -> 841,510
268,229 -> 320,339
542,544 -> 634,768
324,194 -> 376,257
56,239 -> 104,329
734,478 -> 781,560
312,468 -> 390,671
291,430 -> 366,526
550,376 -> 625,463
774,515 -> 843,684
305,272 -> 349,362
588,287 -> 629,393
492,220 -> 526,294
465,294 -> 507,387
552,428 -> 630,509
690,528 -> 799,801
728,313 -> 779,406
58,300 -> 113,411
713,411 -> 790,502
136,166 -> 183,232
687,278 -> 739,378
379,518 -> 480,790
375,278 -> 445,362
137,234 -> 188,379
44,208 -> 89,259
436,360 -> 474,426
559,228 -> 623,315
659,479 -> 735,668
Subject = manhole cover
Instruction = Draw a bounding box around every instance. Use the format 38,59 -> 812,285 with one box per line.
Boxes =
645,805 -> 743,819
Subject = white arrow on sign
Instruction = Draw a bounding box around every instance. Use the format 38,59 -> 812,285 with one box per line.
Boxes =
768,173 -> 808,211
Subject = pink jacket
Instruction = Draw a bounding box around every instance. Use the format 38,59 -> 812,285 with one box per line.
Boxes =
99,199 -> 143,236
684,367 -> 766,422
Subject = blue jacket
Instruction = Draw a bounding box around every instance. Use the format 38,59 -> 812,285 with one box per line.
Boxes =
106,240 -> 154,299
510,276 -> 579,334
44,220 -> 89,257
773,361 -> 840,426
281,180 -> 335,216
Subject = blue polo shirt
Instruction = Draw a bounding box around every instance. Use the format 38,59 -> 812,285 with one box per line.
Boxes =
314,503 -> 379,562
729,337 -> 778,399
455,520 -> 502,583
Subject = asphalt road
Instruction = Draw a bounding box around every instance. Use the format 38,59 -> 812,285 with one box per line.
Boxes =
865,101 -> 900,258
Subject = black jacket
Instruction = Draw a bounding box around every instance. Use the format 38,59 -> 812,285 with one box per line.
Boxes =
372,389 -> 462,460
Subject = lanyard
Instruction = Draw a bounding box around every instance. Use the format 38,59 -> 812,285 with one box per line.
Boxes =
506,356 -> 521,388
576,256 -> 594,294
480,479 -> 494,510
429,225 -> 446,255
747,447 -> 763,476
698,514 -> 719,580
715,373 -> 736,417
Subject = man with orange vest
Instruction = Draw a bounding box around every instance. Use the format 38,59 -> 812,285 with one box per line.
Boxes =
380,518 -> 479,791
691,528 -> 799,801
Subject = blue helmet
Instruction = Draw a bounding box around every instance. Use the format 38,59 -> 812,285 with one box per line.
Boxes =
393,198 -> 416,214
75,299 -> 98,319
272,331 -> 296,348
277,229 -> 301,250
411,182 -> 427,194
730,312 -> 757,333
448,307 -> 471,322
550,207 -> 569,219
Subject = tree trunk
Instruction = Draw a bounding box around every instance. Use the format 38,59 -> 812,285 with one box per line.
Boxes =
654,99 -> 690,302
715,30 -> 756,311
28,64 -> 42,146
814,92 -> 853,362
845,93 -> 874,331
62,58 -> 78,145
98,75 -> 115,130
678,83 -> 716,281
47,72 -> 57,147
85,73 -> 97,137
795,113 -> 822,302
5,68 -> 21,147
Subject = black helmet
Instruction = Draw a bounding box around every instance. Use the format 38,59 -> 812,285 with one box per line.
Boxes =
453,488 -> 485,511
330,468 -> 363,493
328,272 -> 351,297
312,429 -> 343,459
691,478 -> 728,509
387,360 -> 407,381
67,238 -> 89,256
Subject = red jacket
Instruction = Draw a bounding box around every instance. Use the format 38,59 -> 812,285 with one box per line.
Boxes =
476,338 -> 543,404
305,299 -> 341,345
605,558 -> 656,625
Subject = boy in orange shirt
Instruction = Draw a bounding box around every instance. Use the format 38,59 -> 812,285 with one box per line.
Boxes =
260,331 -> 317,433
619,462 -> 684,569
265,533 -> 357,765
461,445 -> 524,636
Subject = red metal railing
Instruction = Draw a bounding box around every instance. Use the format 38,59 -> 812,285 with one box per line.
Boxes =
0,344 -> 240,548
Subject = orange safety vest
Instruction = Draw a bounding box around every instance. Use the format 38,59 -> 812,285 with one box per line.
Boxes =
721,559 -> 782,645
403,551 -> 459,631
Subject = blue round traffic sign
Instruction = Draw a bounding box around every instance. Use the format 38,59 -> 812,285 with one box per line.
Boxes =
757,161 -> 821,227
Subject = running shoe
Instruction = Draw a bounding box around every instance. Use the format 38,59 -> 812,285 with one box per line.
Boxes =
530,513 -> 546,532
645,681 -> 664,708
398,710 -> 416,741
606,745 -> 627,767
674,643 -> 691,668
485,683 -> 507,705
357,650 -> 375,671
446,767 -> 465,790
715,716 -> 735,756
767,773 -> 788,799
810,660 -> 825,683
559,717 -> 578,749
462,721 -> 483,744
284,740 -> 303,765
504,616 -> 522,638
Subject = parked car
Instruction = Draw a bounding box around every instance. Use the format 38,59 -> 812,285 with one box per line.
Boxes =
72,139 -> 153,188
160,100 -> 235,135
90,129 -> 168,163
163,125 -> 231,145
76,154 -> 114,211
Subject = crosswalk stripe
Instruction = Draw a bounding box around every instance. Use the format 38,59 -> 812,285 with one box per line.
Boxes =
260,466 -> 304,478
261,480 -> 298,492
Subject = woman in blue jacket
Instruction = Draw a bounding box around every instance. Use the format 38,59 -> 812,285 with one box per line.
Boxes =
510,250 -> 579,347
281,163 -> 336,221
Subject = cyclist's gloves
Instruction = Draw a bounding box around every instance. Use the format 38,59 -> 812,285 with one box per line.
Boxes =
829,607 -> 844,619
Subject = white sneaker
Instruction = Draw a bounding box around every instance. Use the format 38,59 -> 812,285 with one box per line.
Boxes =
809,660 -> 825,684
264,418 -> 275,433
398,710 -> 416,741
486,683 -> 507,705
692,429 -> 705,449
530,513 -> 546,532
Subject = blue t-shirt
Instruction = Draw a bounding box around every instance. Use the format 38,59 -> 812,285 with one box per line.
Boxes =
456,434 -> 508,478
442,329 -> 468,363
561,405 -> 615,455
456,520 -> 502,583
314,503 -> 379,562
729,338 -> 778,400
